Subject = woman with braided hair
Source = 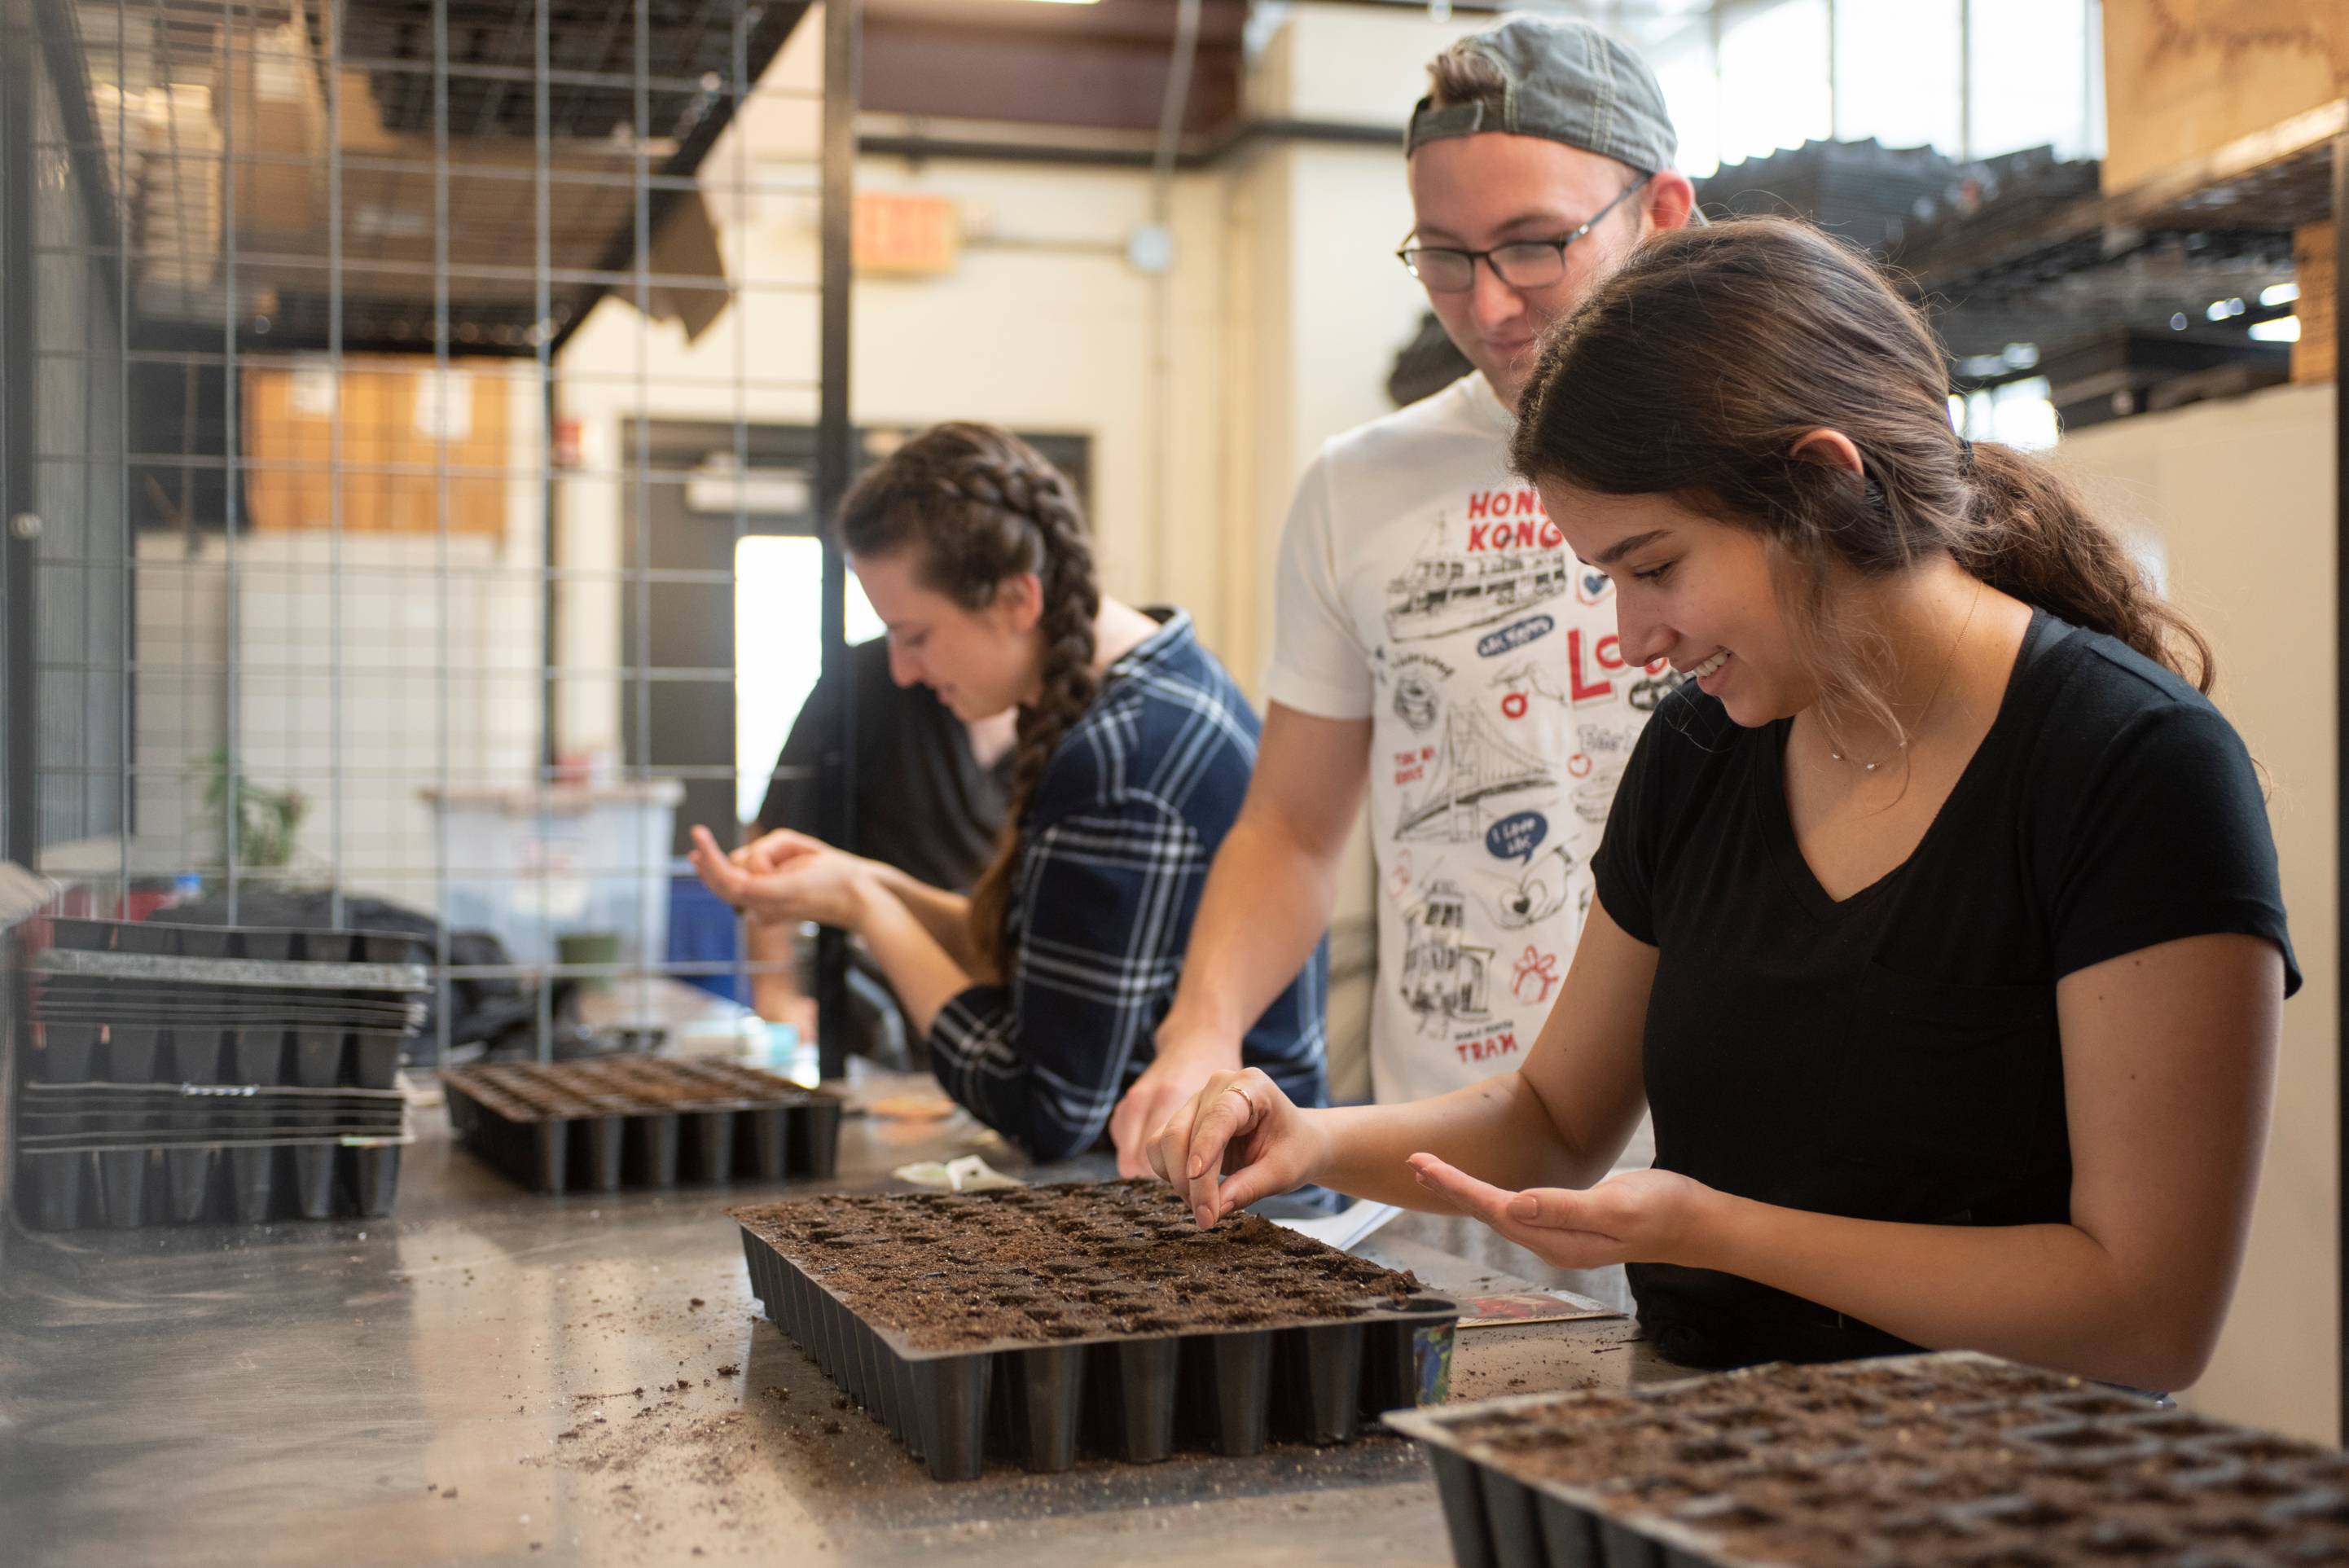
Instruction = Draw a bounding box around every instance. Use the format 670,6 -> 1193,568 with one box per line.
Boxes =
689,421 -> 1328,1162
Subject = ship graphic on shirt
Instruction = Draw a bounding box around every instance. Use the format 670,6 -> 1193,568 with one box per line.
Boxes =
1385,515 -> 1569,643
1396,702 -> 1556,843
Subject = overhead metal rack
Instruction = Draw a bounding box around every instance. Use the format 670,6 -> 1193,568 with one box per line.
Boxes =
1887,108 -> 2342,375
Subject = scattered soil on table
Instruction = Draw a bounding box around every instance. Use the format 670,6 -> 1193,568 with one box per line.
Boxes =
729,1178 -> 1427,1351
529,1390 -> 765,1491
1442,1356 -> 2349,1568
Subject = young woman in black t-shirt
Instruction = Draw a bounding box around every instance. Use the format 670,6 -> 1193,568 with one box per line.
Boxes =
1148,218 -> 2297,1391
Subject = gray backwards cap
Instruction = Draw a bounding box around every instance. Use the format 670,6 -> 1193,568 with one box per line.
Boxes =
1407,15 -> 1677,177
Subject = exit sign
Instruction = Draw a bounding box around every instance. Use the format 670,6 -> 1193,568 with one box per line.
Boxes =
854,191 -> 961,277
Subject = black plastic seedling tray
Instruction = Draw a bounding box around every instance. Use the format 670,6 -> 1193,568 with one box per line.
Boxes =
1386,1350 -> 2349,1568
20,1082 -> 406,1140
16,1135 -> 409,1231
31,1024 -> 406,1089
40,917 -> 421,964
731,1181 -> 1460,1482
442,1056 -> 845,1193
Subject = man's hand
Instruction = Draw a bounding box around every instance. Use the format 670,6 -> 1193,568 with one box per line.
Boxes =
1110,1028 -> 1239,1176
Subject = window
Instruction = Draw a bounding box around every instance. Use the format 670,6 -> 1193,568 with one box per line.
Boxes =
1969,0 -> 2096,160
1956,376 -> 2061,452
1717,0 -> 1831,167
1833,0 -> 1963,154
733,538 -> 883,824
1649,24 -> 1721,179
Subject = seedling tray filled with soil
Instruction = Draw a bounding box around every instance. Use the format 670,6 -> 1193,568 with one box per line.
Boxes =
441,1056 -> 845,1192
33,942 -> 428,992
16,1133 -> 409,1231
37,917 -> 421,964
1385,1350 -> 2349,1568
731,1179 -> 1460,1482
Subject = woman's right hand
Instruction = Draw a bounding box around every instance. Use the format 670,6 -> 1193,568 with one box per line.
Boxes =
731,828 -> 836,875
1147,1067 -> 1331,1229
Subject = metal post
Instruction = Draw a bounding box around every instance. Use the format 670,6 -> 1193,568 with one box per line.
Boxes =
1,1 -> 37,872
1958,0 -> 1973,160
2334,127 -> 2349,1447
812,0 -> 860,1083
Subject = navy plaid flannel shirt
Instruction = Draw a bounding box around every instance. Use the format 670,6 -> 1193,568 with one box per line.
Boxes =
927,610 -> 1329,1161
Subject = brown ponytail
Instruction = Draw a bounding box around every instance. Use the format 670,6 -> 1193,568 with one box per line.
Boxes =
836,422 -> 1099,975
1508,217 -> 2213,739
1955,442 -> 2211,691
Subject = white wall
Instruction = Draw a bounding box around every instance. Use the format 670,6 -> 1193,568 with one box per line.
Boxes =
2054,383 -> 2338,1442
123,365 -> 546,916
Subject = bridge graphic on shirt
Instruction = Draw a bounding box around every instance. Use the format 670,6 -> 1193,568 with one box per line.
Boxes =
1395,703 -> 1555,843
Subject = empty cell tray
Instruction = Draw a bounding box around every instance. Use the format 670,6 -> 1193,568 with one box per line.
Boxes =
20,1082 -> 406,1140
731,1180 -> 1460,1482
14,1135 -> 409,1232
441,1056 -> 845,1193
1386,1351 -> 2349,1568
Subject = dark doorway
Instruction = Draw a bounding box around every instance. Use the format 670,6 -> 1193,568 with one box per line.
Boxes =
618,419 -> 1091,857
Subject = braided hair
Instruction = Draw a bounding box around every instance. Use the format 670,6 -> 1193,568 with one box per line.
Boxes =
836,423 -> 1100,974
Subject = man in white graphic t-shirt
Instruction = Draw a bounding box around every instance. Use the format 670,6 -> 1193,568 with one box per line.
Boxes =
1111,18 -> 1693,1180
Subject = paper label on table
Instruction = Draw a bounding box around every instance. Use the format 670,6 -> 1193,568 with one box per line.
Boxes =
891,1153 -> 1025,1192
1458,1287 -> 1622,1329
1271,1199 -> 1402,1251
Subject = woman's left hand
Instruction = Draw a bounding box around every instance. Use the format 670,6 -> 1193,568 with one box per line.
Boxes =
1406,1156 -> 1710,1272
687,824 -> 880,933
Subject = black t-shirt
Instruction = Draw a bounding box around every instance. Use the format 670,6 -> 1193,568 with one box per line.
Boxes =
756,636 -> 1012,894
1592,608 -> 2299,1371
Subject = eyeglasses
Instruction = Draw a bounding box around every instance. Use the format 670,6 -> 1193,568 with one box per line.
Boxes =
1397,175 -> 1653,293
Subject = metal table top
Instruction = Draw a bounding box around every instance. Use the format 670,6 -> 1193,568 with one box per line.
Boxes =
0,1069 -> 1681,1568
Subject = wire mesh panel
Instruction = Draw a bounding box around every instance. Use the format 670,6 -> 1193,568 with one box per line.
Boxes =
4,0 -> 852,1067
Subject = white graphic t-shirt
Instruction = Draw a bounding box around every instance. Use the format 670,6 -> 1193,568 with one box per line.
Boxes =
1265,373 -> 1679,1108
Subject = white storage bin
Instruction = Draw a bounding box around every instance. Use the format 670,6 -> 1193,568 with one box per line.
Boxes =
419,781 -> 683,968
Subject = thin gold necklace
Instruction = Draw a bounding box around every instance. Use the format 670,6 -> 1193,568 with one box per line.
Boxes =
1827,580 -> 1985,773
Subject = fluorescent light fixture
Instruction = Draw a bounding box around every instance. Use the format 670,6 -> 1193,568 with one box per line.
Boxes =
2248,317 -> 2301,343
2206,300 -> 2231,322
2259,282 -> 2301,308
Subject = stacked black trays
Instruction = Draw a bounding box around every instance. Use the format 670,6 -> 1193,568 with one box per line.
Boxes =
19,917 -> 424,1230
441,1056 -> 845,1193
733,1181 -> 1461,1482
1386,1350 -> 2349,1568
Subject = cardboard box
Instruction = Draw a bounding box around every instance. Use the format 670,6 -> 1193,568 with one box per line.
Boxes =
2100,1 -> 2349,194
217,5 -> 327,244
2293,220 -> 2336,387
244,354 -> 510,538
